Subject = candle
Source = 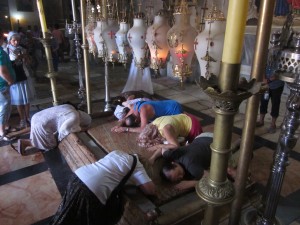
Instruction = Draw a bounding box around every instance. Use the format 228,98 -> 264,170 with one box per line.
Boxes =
222,0 -> 248,64
36,0 -> 48,38
71,0 -> 77,22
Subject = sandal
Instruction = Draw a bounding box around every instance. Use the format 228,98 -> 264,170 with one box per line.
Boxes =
5,126 -> 19,133
0,134 -> 12,142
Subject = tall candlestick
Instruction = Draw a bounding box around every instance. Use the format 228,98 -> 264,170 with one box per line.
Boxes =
36,0 -> 48,38
71,0 -> 77,22
222,0 -> 248,64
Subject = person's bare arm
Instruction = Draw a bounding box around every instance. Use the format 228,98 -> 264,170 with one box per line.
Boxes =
162,125 -> 180,148
111,105 -> 151,133
174,180 -> 198,191
139,181 -> 156,196
0,65 -> 14,85
111,107 -> 134,132
148,146 -> 175,165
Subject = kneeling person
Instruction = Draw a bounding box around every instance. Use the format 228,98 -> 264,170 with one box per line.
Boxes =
50,150 -> 156,225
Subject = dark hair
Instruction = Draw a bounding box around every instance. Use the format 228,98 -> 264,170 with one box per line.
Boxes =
123,107 -> 130,115
125,114 -> 138,127
112,96 -> 126,106
160,161 -> 177,182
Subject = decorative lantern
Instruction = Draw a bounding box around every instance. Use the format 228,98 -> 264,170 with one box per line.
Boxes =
127,11 -> 148,69
146,9 -> 170,73
85,0 -> 97,55
167,0 -> 198,84
194,5 -> 226,79
93,3 -> 108,59
94,19 -> 108,59
102,16 -> 119,63
115,16 -> 130,66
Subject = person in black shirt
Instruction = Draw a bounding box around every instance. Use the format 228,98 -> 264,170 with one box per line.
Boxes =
152,133 -> 238,191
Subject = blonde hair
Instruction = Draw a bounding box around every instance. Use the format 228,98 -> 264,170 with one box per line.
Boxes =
137,124 -> 165,147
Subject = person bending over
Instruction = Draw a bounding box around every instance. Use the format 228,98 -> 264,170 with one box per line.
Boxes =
111,100 -> 183,133
17,104 -> 91,155
50,150 -> 156,225
137,113 -> 203,151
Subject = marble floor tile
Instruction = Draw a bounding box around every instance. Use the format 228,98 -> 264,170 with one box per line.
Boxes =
155,88 -> 182,98
184,102 -> 211,112
250,147 -> 300,197
0,145 -> 44,175
167,94 -> 199,105
0,171 -> 61,225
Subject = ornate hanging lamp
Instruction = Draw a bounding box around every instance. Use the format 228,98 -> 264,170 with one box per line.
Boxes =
194,5 -> 226,79
85,0 -> 97,56
127,2 -> 148,69
93,1 -> 108,59
146,9 -> 170,74
102,1 -> 119,63
167,0 -> 198,85
115,10 -> 130,67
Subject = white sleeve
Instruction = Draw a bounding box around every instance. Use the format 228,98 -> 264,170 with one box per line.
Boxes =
130,160 -> 152,186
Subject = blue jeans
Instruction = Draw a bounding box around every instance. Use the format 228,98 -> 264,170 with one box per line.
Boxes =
0,86 -> 11,126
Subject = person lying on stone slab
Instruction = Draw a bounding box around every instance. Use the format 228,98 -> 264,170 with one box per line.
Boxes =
149,132 -> 239,191
111,99 -> 183,133
136,113 -> 203,150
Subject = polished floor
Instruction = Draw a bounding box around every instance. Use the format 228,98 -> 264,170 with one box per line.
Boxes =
0,58 -> 300,225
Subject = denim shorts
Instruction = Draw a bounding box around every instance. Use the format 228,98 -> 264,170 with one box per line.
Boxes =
0,87 -> 11,125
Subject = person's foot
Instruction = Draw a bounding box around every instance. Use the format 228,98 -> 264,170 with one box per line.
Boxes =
5,126 -> 19,133
18,139 -> 33,155
256,121 -> 264,127
0,134 -> 12,141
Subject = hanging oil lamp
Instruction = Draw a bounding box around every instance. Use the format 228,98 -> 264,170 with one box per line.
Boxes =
194,5 -> 226,79
167,0 -> 197,85
146,9 -> 170,74
127,3 -> 148,69
93,2 -> 108,59
115,11 -> 130,67
85,0 -> 97,55
101,2 -> 119,63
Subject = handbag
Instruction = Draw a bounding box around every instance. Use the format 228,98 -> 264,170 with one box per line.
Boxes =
103,154 -> 137,225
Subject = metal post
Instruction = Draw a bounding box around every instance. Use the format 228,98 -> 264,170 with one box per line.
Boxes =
104,58 -> 113,112
228,0 -> 276,224
256,35 -> 300,225
40,37 -> 59,106
80,0 -> 92,114
196,1 -> 251,224
36,0 -> 59,106
70,0 -> 86,109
